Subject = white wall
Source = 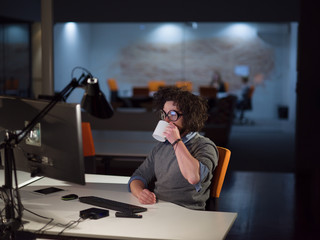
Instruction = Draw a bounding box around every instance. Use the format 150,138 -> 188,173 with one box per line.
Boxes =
54,23 -> 92,102
54,22 -> 298,128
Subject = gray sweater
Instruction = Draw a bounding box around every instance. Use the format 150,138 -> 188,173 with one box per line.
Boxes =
128,132 -> 218,210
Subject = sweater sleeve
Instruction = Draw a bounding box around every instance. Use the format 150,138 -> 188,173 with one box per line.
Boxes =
193,162 -> 209,192
186,135 -> 218,191
127,144 -> 159,192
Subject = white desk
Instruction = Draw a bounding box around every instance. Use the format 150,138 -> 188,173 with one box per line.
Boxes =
0,170 -> 43,188
1,173 -> 237,240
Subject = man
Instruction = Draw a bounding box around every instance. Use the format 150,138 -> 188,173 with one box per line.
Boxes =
128,86 -> 218,210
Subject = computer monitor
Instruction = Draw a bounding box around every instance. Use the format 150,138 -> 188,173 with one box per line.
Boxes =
0,96 -> 85,185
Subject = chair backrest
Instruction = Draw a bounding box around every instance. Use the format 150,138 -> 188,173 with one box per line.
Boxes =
248,85 -> 255,98
223,82 -> 229,92
133,86 -> 150,97
199,86 -> 218,98
107,78 -> 118,91
243,85 -> 255,110
5,79 -> 19,90
176,81 -> 193,92
210,146 -> 231,198
148,80 -> 165,92
81,122 -> 95,157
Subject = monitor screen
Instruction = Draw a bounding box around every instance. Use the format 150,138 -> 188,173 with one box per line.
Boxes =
0,96 -> 85,185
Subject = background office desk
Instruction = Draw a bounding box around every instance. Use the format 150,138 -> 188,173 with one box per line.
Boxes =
91,130 -> 157,174
2,173 -> 237,240
92,130 -> 156,158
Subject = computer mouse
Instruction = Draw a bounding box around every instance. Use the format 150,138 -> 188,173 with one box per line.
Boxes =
61,194 -> 78,201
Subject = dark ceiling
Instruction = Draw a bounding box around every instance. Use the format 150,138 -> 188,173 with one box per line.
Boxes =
0,0 -> 299,23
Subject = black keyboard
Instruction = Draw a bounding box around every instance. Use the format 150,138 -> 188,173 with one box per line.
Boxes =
79,196 -> 147,214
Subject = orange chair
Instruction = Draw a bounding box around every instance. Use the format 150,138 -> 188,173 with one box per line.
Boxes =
223,82 -> 229,92
176,81 -> 193,92
206,146 -> 231,210
4,78 -> 20,95
248,85 -> 255,98
107,78 -> 125,107
210,146 -> 231,198
148,80 -> 165,92
107,78 -> 118,91
81,122 -> 96,173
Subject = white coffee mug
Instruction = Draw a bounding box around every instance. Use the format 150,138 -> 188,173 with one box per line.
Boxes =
152,120 -> 169,142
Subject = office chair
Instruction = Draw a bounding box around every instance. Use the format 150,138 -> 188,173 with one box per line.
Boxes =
206,146 -> 231,210
107,78 -> 132,108
204,95 -> 237,147
175,81 -> 193,92
82,122 -> 96,173
107,78 -> 118,102
132,86 -> 150,97
223,82 -> 229,92
130,87 -> 152,109
107,78 -> 118,91
107,78 -> 122,108
236,85 -> 255,125
148,80 -> 166,92
4,78 -> 20,96
199,86 -> 218,110
199,86 -> 218,98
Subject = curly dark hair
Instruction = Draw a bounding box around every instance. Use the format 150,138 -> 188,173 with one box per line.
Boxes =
153,86 -> 208,132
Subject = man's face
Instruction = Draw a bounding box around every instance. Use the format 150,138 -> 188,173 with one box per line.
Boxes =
162,101 -> 185,134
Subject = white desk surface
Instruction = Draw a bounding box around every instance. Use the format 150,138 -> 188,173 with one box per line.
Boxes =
1,172 -> 237,240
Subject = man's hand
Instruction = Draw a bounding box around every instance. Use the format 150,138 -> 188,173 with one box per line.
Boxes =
163,122 -> 181,144
130,179 -> 157,204
137,189 -> 157,204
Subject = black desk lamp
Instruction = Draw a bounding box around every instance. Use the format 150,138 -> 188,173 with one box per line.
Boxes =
0,67 -> 113,239
81,77 -> 113,119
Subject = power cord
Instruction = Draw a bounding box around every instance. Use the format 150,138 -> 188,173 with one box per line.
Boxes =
22,208 -> 54,234
22,207 -> 86,237
57,217 -> 84,235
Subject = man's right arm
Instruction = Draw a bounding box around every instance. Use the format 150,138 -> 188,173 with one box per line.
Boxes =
130,179 -> 156,205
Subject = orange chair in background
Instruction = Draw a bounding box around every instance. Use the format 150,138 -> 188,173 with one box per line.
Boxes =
107,78 -> 118,91
248,85 -> 255,98
4,78 -> 20,95
148,80 -> 165,92
176,81 -> 193,92
107,78 -> 125,108
223,82 -> 229,92
81,122 -> 96,173
206,146 -> 231,210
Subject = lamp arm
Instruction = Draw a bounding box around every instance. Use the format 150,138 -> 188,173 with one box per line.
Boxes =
13,75 -> 87,146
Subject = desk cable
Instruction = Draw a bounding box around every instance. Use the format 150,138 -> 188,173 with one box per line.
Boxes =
22,207 -> 54,234
23,206 -> 86,236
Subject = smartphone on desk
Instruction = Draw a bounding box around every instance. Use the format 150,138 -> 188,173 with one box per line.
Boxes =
115,212 -> 142,218
34,187 -> 64,195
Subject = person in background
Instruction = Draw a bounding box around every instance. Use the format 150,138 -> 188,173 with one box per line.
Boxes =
128,86 -> 218,210
210,70 -> 226,92
236,76 -> 251,107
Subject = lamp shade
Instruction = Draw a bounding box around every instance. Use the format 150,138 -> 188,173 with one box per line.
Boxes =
81,78 -> 114,119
